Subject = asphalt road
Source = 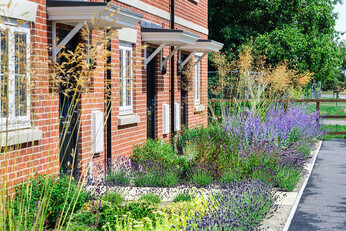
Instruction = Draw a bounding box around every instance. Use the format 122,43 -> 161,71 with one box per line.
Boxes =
289,139 -> 346,231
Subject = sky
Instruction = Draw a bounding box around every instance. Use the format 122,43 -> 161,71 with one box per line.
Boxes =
334,2 -> 346,41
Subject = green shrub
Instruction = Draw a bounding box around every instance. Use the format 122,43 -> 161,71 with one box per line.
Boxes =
131,139 -> 177,167
275,166 -> 301,191
220,171 -> 238,187
133,172 -> 161,187
190,171 -> 214,187
71,199 -> 159,230
160,171 -> 179,187
139,193 -> 162,204
105,169 -> 130,186
134,171 -> 179,187
102,191 -> 124,206
14,174 -> 88,229
173,193 -> 192,203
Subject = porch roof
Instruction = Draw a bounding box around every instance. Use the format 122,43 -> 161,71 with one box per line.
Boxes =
141,28 -> 200,46
178,40 -> 224,69
47,1 -> 143,29
180,39 -> 224,52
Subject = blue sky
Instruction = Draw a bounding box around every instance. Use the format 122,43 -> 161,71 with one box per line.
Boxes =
334,2 -> 346,41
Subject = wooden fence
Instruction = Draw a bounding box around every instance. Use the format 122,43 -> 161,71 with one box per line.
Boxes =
209,98 -> 346,136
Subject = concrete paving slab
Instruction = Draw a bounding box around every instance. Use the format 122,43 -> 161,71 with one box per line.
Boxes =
281,192 -> 298,206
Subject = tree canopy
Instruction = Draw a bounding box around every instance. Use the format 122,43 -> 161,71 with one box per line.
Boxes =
209,0 -> 343,85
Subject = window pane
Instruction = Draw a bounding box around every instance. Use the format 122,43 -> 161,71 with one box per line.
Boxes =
197,62 -> 200,101
119,49 -> 123,107
125,50 -> 131,106
15,32 -> 27,116
126,78 -> 131,106
1,30 -> 8,118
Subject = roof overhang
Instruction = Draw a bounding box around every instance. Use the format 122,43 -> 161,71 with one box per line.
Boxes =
47,1 -> 143,29
141,28 -> 200,46
0,0 -> 38,22
180,39 -> 224,52
141,28 -> 200,67
179,39 -> 224,69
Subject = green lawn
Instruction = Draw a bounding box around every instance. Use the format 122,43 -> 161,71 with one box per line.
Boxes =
308,101 -> 346,118
323,125 -> 346,139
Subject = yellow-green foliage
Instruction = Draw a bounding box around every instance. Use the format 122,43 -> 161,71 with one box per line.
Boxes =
73,194 -> 213,231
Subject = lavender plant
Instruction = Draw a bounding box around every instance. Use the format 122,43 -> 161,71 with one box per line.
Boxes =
184,180 -> 277,231
223,103 -> 324,147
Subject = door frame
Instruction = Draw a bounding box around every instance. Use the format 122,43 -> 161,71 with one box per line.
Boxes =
180,53 -> 188,127
58,29 -> 80,178
146,47 -> 156,139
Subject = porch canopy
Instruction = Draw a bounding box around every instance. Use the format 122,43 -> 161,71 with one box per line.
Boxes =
141,28 -> 200,68
179,39 -> 224,69
47,0 -> 143,60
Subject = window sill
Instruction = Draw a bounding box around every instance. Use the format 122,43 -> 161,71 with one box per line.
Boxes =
0,128 -> 42,147
118,114 -> 140,126
194,104 -> 205,113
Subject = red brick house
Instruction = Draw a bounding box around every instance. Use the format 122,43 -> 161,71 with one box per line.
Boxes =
0,0 -> 222,185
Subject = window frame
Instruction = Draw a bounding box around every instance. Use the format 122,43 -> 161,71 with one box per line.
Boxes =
119,41 -> 133,115
0,23 -> 31,131
194,55 -> 201,105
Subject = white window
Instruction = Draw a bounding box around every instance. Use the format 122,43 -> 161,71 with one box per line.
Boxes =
194,55 -> 201,105
0,24 -> 30,131
119,42 -> 133,115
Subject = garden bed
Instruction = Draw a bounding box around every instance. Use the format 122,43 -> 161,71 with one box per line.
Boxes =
6,103 -> 325,230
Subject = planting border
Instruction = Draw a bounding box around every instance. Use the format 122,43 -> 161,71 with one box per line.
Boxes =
209,98 -> 346,135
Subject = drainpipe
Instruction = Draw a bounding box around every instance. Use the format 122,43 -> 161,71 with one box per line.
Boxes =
170,0 -> 175,137
106,31 -> 112,168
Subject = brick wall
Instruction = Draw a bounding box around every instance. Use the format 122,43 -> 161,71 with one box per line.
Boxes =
0,0 -> 60,189
1,0 -> 209,186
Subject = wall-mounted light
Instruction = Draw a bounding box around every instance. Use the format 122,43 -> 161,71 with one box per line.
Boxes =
177,59 -> 182,75
161,56 -> 167,75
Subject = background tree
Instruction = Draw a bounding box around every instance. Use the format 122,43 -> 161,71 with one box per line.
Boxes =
209,0 -> 343,88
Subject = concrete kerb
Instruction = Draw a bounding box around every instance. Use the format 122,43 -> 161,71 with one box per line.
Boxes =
281,140 -> 322,231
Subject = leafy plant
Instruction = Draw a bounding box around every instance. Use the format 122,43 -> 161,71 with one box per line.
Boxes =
173,193 -> 192,203
13,174 -> 88,229
133,172 -> 161,187
139,193 -> 162,204
275,166 -> 301,191
185,180 -> 277,230
102,191 -> 124,206
131,139 -> 177,168
105,169 -> 131,186
189,170 -> 214,188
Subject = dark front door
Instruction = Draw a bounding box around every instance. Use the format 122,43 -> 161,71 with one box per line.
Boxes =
147,48 -> 156,139
181,54 -> 188,127
59,29 -> 80,178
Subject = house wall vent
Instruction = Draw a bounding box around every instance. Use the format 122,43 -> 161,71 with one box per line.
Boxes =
91,111 -> 104,153
162,104 -> 170,135
174,103 -> 180,131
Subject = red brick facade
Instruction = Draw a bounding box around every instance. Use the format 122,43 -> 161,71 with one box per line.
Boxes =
0,0 -> 210,186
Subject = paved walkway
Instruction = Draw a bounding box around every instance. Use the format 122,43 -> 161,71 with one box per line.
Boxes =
322,120 -> 346,126
289,139 -> 346,231
321,94 -> 346,99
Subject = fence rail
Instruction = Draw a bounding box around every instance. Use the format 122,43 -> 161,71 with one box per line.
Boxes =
209,98 -> 346,136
